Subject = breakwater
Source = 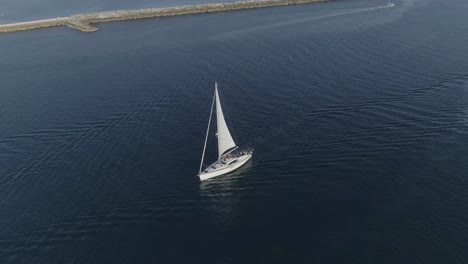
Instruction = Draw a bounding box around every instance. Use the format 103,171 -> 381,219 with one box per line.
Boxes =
0,0 -> 329,34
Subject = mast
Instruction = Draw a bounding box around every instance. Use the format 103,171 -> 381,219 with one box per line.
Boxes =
199,87 -> 216,174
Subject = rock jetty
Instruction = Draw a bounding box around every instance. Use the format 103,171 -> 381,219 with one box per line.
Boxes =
0,0 -> 330,34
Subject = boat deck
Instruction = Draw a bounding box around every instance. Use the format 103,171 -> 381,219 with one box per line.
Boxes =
202,148 -> 253,174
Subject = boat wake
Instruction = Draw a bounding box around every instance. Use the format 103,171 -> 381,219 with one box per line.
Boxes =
213,3 -> 397,39
274,3 -> 398,26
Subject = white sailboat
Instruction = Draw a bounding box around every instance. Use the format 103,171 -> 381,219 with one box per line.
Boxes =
198,83 -> 253,181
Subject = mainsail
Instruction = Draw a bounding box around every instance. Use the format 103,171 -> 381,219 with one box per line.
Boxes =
215,84 -> 236,156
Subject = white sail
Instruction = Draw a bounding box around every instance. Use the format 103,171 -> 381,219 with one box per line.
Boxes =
215,84 -> 236,156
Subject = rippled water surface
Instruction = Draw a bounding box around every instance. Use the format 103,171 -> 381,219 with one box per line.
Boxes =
1,0 -> 468,263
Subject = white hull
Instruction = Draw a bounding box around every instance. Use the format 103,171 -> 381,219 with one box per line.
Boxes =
199,154 -> 252,181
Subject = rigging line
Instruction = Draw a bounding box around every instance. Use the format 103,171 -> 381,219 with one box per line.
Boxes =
199,88 -> 216,174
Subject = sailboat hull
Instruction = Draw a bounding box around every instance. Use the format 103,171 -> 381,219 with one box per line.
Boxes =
199,154 -> 252,181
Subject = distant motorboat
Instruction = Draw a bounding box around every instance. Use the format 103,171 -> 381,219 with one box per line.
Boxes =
387,2 -> 395,7
198,83 -> 253,181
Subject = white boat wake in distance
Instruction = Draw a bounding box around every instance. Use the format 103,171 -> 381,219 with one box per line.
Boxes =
198,83 -> 253,181
212,2 -> 397,39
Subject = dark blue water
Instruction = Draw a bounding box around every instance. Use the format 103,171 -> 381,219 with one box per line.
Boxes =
1,0 -> 468,263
